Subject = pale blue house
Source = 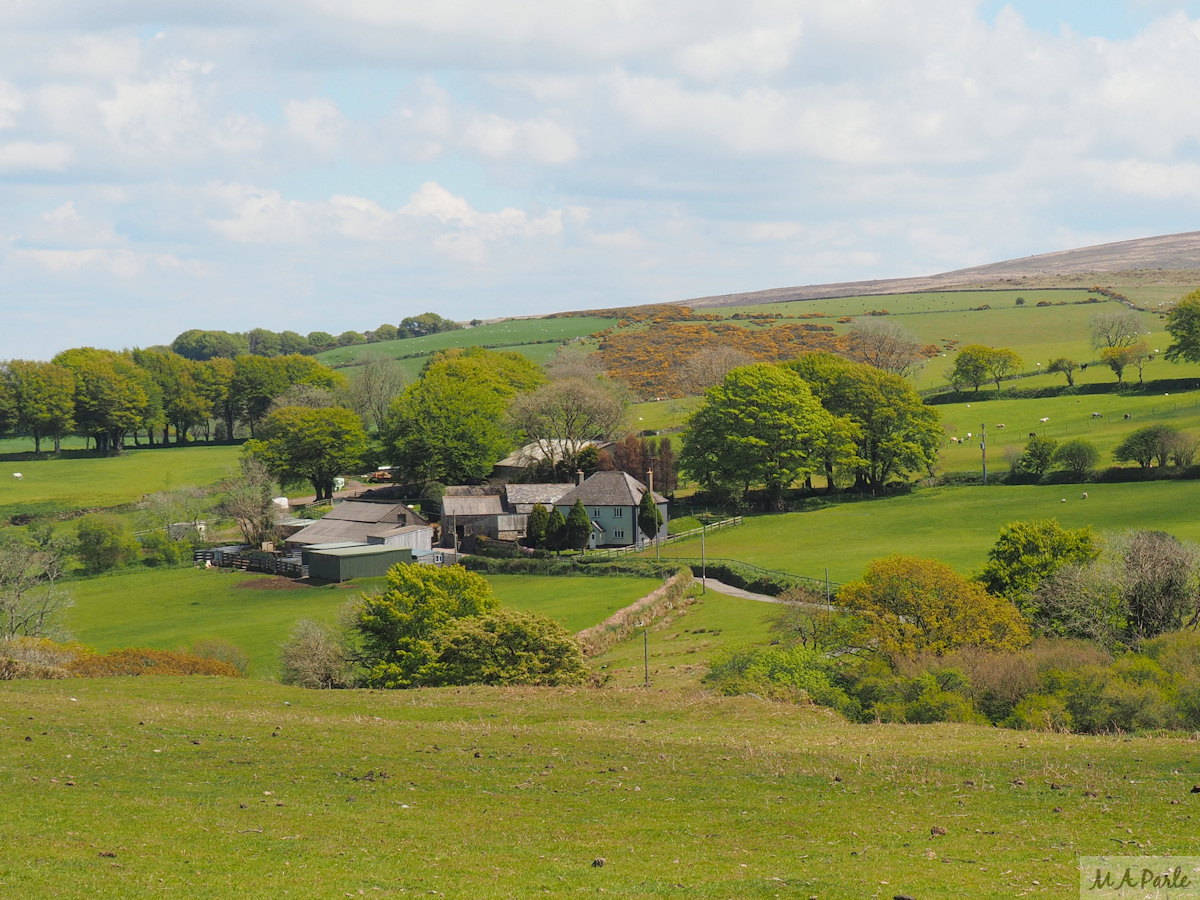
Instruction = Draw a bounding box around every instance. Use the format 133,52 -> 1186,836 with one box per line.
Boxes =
554,470 -> 668,550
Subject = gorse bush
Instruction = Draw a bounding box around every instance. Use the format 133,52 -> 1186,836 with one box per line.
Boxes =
68,648 -> 244,678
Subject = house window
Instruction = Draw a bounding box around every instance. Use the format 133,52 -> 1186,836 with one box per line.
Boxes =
593,509 -> 601,517
613,507 -> 623,517
614,529 -> 625,539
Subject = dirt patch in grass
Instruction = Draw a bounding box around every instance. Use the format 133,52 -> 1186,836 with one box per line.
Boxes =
235,576 -> 306,591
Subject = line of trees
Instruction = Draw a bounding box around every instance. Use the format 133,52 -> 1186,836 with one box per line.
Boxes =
0,349 -> 347,452
169,313 -> 462,361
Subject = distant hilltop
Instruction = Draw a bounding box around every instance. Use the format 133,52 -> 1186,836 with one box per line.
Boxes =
679,230 -> 1200,309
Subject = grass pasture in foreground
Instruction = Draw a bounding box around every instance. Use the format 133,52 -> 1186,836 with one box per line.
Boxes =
0,444 -> 242,522
651,480 -> 1200,583
65,568 -> 663,677
2,673 -> 1199,898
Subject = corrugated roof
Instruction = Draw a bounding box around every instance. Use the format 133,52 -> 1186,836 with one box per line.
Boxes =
555,471 -> 667,508
365,524 -> 432,539
323,501 -> 417,524
288,519 -> 392,545
441,496 -> 505,517
308,545 -> 414,559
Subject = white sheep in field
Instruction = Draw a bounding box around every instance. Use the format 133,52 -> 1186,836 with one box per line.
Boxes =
965,432 -> 972,439
1091,412 -> 1102,418
949,436 -> 960,444
1040,417 -> 1050,423
996,423 -> 1006,429
1082,492 -> 1089,499
12,473 -> 22,481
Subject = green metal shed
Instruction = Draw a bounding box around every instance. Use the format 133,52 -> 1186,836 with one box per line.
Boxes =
305,544 -> 415,582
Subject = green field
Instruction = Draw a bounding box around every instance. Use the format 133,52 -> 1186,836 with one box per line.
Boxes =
64,568 -> 662,677
653,480 -> 1200,583
0,444 -> 243,522
316,316 -> 617,373
2,669 -> 1197,898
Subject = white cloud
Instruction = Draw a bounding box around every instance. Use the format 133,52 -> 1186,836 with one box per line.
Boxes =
284,97 -> 347,156
0,81 -> 22,129
33,201 -> 118,245
0,141 -> 73,171
13,248 -> 146,279
674,20 -> 803,81
460,114 -> 578,164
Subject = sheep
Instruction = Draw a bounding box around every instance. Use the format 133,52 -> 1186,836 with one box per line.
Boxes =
965,432 -> 972,439
995,423 -> 1006,429
1029,432 -> 1037,438
949,436 -> 959,444
1081,492 -> 1089,499
1081,363 -> 1088,370
12,473 -> 22,480
1091,412 -> 1102,419
1123,413 -> 1131,420
1040,417 -> 1050,423
1061,498 -> 1067,503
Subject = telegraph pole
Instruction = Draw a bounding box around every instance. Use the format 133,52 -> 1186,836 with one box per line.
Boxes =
980,423 -> 988,486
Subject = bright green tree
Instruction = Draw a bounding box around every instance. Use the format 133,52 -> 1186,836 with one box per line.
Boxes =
54,348 -> 155,453
353,563 -> 499,688
420,346 -> 545,398
247,406 -> 368,501
978,519 -> 1098,613
565,499 -> 592,551
787,352 -> 940,492
1114,424 -> 1176,468
983,347 -> 1023,390
948,345 -> 993,392
382,371 -> 512,484
3,360 -> 75,453
681,363 -> 832,503
1165,290 -> 1200,364
431,608 -> 586,686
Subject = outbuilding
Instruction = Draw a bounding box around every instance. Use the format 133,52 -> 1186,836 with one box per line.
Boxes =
303,544 -> 414,582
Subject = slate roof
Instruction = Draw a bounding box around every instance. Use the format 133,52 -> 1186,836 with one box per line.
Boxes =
495,439 -> 611,469
503,483 -> 574,513
323,501 -> 421,525
554,471 -> 667,508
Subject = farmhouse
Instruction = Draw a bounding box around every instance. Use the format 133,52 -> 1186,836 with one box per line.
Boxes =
554,470 -> 668,550
492,439 -> 613,480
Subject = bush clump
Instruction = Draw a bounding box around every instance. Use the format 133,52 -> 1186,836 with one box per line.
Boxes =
68,648 -> 244,678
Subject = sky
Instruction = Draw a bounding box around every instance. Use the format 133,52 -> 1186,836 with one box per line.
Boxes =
4,1 -> 1200,360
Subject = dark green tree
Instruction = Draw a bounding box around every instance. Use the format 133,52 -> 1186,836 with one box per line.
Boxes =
1053,439 -> 1100,479
1046,357 -> 1078,387
526,503 -> 550,549
76,514 -> 139,572
638,489 -> 662,542
430,608 -> 586,686
170,329 -> 248,360
1114,424 -> 1176,468
565,499 -> 592,551
1018,435 -> 1058,476
547,507 -> 567,553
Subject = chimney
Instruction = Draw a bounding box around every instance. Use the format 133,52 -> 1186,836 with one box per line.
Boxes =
647,467 -> 654,496
576,469 -> 585,486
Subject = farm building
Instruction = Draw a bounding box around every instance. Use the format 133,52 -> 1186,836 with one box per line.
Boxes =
286,500 -> 429,550
492,439 -> 613,481
302,544 -> 415,582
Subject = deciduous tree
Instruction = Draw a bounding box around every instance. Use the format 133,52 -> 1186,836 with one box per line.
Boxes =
3,360 -> 75,453
1046,357 -> 1078,387
845,318 -> 925,376
247,406 -> 368,501
1165,290 -> 1200,364
1090,308 -> 1144,350
838,554 -> 1029,658
978,519 -> 1098,612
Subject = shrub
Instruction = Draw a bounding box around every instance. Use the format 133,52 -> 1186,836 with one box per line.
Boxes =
140,530 -> 192,567
1006,694 -> 1073,732
279,620 -> 353,689
704,645 -> 861,718
838,554 -> 1029,658
68,648 -> 243,677
76,514 -> 139,573
979,519 -> 1098,613
430,608 -> 587,687
0,637 -> 89,668
188,638 -> 251,676
1018,436 -> 1058,476
1053,439 -> 1099,479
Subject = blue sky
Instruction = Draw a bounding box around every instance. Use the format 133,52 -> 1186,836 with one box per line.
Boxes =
3,1 -> 1200,358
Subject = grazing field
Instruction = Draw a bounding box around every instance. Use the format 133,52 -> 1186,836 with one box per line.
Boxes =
650,480 -> 1200,583
1,670 -> 1197,898
316,316 -> 617,373
64,568 -> 662,678
0,444 -> 242,522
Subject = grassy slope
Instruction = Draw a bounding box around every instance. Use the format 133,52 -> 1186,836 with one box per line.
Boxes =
315,317 -> 617,372
0,444 -> 243,521
1,672 -> 1196,898
65,569 -> 663,677
653,480 -> 1200,583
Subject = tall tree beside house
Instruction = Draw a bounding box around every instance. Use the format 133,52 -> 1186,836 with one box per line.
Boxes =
565,500 -> 592,552
648,436 -> 678,495
506,376 -> 626,478
547,507 -> 568,554
526,503 -> 550,549
3,360 -> 75,453
382,370 -> 512,484
638,490 -> 663,542
246,406 -> 368,501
